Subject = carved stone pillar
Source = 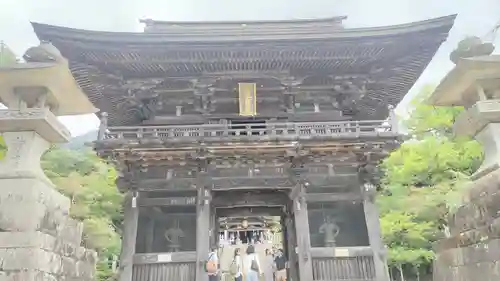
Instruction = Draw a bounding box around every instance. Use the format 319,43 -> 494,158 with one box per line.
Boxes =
0,46 -> 97,281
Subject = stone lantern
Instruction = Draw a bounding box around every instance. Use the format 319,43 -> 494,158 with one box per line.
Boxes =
0,42 -> 98,281
429,38 -> 500,281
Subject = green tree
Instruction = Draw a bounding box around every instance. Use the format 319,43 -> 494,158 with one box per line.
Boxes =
43,148 -> 123,281
0,135 -> 6,160
378,85 -> 483,280
0,42 -> 18,66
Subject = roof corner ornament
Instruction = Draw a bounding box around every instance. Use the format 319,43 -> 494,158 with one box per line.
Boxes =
97,112 -> 108,141
449,36 -> 495,64
131,191 -> 139,208
23,41 -> 66,64
358,162 -> 383,194
387,104 -> 399,134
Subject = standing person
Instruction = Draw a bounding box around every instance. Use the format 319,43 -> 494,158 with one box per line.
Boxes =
244,245 -> 261,281
229,248 -> 243,281
263,249 -> 275,281
274,249 -> 287,281
206,247 -> 219,281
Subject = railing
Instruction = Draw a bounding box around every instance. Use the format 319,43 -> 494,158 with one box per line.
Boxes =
312,256 -> 375,281
132,252 -> 196,281
132,262 -> 195,281
101,120 -> 396,142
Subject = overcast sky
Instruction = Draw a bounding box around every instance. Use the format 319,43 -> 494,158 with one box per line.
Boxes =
1,0 -> 499,136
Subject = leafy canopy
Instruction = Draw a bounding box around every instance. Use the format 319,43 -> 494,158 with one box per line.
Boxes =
377,85 -> 483,275
44,148 -> 123,281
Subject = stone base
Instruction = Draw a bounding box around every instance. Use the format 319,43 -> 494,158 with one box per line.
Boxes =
0,178 -> 84,245
0,232 -> 96,281
0,177 -> 96,281
434,170 -> 500,281
434,238 -> 500,281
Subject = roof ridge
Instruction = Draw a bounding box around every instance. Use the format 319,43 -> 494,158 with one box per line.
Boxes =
139,16 -> 347,26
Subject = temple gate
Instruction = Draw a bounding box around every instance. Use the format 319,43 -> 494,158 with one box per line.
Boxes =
29,15 -> 455,281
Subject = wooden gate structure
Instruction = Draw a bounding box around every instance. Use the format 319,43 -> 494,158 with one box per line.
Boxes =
29,15 -> 455,281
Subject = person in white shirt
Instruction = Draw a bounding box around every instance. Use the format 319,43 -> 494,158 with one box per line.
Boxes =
233,248 -> 243,281
263,249 -> 275,281
244,245 -> 261,281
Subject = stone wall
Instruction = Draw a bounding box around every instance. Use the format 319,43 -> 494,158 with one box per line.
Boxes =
0,178 -> 97,281
433,169 -> 500,281
0,132 -> 97,281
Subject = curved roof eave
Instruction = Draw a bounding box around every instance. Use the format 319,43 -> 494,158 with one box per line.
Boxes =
31,14 -> 457,44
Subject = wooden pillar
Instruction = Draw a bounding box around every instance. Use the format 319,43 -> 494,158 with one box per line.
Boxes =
145,217 -> 155,253
283,209 -> 299,281
293,185 -> 313,281
196,185 -> 211,281
211,210 -> 219,248
363,183 -> 390,281
118,192 -> 139,281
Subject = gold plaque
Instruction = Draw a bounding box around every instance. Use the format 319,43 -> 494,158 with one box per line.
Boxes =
238,83 -> 257,116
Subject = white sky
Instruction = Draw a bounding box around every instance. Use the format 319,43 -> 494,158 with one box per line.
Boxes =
1,0 -> 499,136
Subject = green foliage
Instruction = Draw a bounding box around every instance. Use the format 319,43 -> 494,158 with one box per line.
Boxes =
378,85 -> 483,278
42,148 -> 102,178
0,42 -> 18,66
0,135 -> 6,160
43,147 -> 122,281
403,84 -> 464,139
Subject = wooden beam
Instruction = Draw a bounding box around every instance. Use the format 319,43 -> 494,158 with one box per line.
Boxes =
118,192 -> 139,281
135,173 -> 359,192
293,185 -> 314,281
305,192 -> 363,202
212,192 -> 289,207
310,246 -> 373,258
134,252 -> 197,264
216,206 -> 283,218
362,185 -> 390,281
138,197 -> 197,207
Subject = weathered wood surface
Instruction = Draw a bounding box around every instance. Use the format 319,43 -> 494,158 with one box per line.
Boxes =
293,185 -> 314,281
362,185 -> 390,281
32,16 -> 456,126
138,196 -> 197,206
195,186 -> 210,281
132,262 -> 196,281
212,191 -> 289,208
216,206 -> 283,217
119,193 -> 139,281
